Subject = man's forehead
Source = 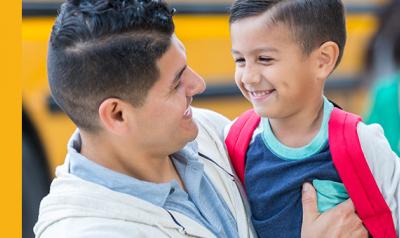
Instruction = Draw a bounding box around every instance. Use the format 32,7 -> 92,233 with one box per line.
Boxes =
172,34 -> 186,53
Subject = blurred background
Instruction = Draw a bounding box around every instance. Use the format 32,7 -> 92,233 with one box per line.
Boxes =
22,0 -> 400,238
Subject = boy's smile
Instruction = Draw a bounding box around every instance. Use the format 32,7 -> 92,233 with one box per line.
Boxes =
247,89 -> 276,103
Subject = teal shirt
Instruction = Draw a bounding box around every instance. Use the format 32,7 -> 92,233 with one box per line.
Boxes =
262,97 -> 349,212
366,72 -> 400,156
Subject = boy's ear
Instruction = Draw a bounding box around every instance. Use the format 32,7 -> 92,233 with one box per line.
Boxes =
315,41 -> 340,80
98,98 -> 130,135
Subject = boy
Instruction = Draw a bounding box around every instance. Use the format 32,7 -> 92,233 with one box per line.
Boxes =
226,0 -> 400,237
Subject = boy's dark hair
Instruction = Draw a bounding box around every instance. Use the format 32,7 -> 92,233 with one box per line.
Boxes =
48,0 -> 175,131
229,0 -> 346,68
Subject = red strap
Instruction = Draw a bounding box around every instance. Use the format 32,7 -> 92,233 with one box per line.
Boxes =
225,109 -> 261,186
328,108 -> 396,238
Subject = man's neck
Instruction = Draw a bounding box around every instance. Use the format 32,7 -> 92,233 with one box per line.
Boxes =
268,97 -> 324,148
79,131 -> 184,187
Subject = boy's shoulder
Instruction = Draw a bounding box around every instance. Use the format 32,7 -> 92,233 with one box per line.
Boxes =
327,108 -> 386,142
223,110 -> 263,144
356,121 -> 394,157
327,108 -> 388,150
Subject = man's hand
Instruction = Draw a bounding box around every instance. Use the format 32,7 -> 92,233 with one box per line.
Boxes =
301,183 -> 368,238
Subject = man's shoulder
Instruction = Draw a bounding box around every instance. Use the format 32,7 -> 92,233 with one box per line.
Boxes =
35,174 -> 184,238
192,107 -> 231,141
192,107 -> 230,127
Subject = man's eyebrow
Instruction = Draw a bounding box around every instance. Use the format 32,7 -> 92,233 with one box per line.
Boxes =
178,41 -> 187,53
231,49 -> 241,55
172,65 -> 187,85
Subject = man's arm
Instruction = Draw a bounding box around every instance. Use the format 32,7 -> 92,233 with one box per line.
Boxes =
36,217 -> 173,238
301,183 -> 368,238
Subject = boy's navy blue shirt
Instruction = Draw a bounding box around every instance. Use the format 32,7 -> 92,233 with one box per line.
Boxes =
244,98 -> 347,238
246,139 -> 341,237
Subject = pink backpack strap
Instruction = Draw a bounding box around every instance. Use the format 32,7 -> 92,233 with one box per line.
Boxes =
225,109 -> 261,186
328,107 -> 396,238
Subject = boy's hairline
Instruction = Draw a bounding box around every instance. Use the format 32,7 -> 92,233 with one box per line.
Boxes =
230,8 -> 342,71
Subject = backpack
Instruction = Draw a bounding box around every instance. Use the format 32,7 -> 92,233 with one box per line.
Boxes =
225,107 -> 396,238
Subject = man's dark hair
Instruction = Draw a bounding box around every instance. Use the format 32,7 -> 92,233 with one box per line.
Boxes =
229,0 -> 346,68
48,0 -> 175,131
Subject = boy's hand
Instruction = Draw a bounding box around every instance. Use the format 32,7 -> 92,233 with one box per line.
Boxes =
301,183 -> 368,238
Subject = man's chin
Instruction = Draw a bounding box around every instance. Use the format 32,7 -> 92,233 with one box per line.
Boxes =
189,125 -> 199,141
183,123 -> 199,143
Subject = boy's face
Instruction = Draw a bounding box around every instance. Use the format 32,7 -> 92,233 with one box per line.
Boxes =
230,14 -> 322,118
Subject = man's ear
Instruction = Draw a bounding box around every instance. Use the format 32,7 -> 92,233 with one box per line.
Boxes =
315,41 -> 340,80
98,98 -> 130,135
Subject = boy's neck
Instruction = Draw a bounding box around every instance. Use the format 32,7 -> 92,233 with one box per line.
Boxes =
79,131 -> 185,188
268,97 -> 325,148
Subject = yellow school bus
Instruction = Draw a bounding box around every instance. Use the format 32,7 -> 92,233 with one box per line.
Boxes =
22,0 -> 390,237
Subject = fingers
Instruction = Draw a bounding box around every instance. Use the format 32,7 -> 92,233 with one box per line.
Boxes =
353,225 -> 369,238
342,200 -> 368,238
335,198 -> 355,213
301,196 -> 368,238
343,215 -> 368,238
324,199 -> 355,221
324,199 -> 367,238
301,182 -> 319,224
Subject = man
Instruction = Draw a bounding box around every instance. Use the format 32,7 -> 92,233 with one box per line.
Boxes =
34,0 -> 367,237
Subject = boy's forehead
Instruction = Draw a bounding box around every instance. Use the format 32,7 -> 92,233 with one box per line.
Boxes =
231,16 -> 294,53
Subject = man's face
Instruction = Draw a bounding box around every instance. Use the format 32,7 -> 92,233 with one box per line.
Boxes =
230,14 -> 321,119
128,35 -> 206,155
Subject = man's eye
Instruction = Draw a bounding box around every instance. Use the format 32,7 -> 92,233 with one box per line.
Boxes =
234,58 -> 245,63
174,81 -> 182,89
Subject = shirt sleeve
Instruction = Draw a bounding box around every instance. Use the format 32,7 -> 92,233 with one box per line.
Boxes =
36,217 -> 175,238
358,122 -> 400,235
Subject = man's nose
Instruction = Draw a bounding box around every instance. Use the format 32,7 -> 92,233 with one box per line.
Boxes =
186,66 -> 206,96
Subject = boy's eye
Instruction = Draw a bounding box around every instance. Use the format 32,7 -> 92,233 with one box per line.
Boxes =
259,57 -> 273,62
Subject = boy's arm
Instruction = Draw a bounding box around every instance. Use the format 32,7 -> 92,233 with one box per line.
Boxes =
358,122 -> 400,235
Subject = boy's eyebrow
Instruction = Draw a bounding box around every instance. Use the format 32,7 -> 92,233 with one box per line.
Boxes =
231,47 -> 279,54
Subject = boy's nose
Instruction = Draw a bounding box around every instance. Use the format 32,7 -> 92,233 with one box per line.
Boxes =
186,66 -> 206,96
242,65 -> 261,85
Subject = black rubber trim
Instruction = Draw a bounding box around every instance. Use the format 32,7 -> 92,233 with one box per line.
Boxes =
193,77 -> 362,99
47,96 -> 60,113
23,3 -> 60,17
22,108 -> 52,183
22,3 -> 230,17
23,2 -> 384,17
47,77 -> 362,113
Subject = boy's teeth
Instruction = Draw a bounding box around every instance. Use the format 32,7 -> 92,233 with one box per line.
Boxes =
184,107 -> 191,116
251,91 -> 270,97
